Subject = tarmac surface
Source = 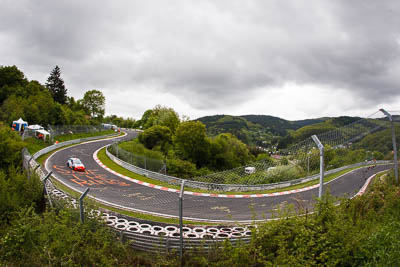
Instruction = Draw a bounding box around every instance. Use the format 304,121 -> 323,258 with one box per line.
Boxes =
47,130 -> 393,222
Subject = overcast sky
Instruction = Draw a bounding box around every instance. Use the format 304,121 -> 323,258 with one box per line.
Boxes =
1,0 -> 400,121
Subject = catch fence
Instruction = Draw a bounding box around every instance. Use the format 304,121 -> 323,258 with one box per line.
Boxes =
108,142 -> 166,174
108,110 -> 399,189
22,145 -> 252,254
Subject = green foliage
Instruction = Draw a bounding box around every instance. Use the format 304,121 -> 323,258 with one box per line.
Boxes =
0,168 -> 44,224
197,114 -> 326,146
209,133 -> 255,170
140,105 -> 180,133
82,89 -> 106,120
138,125 -> 172,153
45,65 -> 67,105
104,114 -> 136,128
0,122 -> 26,170
0,208 -> 152,266
0,65 -> 126,127
0,65 -> 28,104
119,140 -> 164,160
188,174 -> 400,266
355,126 -> 400,155
166,158 -> 198,178
173,121 -> 211,167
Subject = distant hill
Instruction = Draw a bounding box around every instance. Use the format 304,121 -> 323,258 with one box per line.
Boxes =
276,116 -> 363,149
195,114 -> 327,146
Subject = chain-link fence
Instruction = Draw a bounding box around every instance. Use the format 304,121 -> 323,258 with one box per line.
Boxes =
21,147 -> 251,254
48,125 -> 107,137
107,110 -> 398,189
188,112 -> 396,185
108,142 -> 167,174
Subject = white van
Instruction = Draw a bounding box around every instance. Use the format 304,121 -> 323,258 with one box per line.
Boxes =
245,167 -> 255,174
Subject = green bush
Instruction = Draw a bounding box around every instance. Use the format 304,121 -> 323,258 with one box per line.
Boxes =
0,168 -> 44,224
0,208 -> 153,266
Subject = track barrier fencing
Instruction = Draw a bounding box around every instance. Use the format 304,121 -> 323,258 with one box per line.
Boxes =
106,110 -> 399,192
21,134 -> 252,254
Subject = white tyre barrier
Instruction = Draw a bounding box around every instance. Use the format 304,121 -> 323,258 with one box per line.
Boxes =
114,223 -> 128,231
169,232 -> 181,238
220,227 -> 232,233
155,230 -> 169,237
106,219 -> 115,227
151,225 -> 164,232
139,229 -> 154,235
243,231 -> 252,236
88,210 -> 101,217
182,227 -> 192,233
184,233 -> 200,239
165,226 -> 178,233
127,221 -> 139,227
116,218 -> 128,225
193,227 -> 206,234
200,233 -> 214,239
54,192 -> 64,197
230,232 -> 243,237
206,228 -> 220,234
215,232 -> 231,239
127,226 -> 140,233
139,223 -> 152,230
108,216 -> 118,221
233,227 -> 246,232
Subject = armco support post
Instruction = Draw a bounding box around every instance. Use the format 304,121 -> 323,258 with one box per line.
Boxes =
79,188 -> 90,223
312,135 -> 324,198
179,180 -> 186,263
42,171 -> 53,208
380,109 -> 399,183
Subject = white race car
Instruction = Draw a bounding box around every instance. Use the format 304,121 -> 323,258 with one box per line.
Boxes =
67,157 -> 86,172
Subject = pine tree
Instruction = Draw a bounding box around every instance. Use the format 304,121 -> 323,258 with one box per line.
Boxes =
46,66 -> 67,104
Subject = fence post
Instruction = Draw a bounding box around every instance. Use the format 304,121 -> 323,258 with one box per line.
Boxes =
27,156 -> 34,178
312,135 -> 324,198
380,109 -> 398,183
179,180 -> 186,264
79,188 -> 90,223
43,171 -> 53,208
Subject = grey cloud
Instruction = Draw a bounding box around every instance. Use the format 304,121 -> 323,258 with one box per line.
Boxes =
1,0 -> 400,113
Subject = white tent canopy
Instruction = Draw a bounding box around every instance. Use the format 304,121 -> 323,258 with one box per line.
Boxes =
35,129 -> 51,140
14,118 -> 27,124
28,124 -> 44,130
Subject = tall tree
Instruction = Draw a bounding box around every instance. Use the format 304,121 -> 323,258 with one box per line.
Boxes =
173,121 -> 210,167
0,65 -> 28,104
46,66 -> 67,104
82,89 -> 105,119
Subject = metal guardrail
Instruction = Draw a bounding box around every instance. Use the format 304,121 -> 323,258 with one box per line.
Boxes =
22,133 -> 253,254
33,132 -> 119,160
106,145 -> 391,191
121,231 -> 250,253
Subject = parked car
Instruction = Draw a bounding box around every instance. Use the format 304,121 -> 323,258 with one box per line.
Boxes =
67,158 -> 85,171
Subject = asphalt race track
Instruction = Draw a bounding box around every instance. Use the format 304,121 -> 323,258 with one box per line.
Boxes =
46,131 -> 393,222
